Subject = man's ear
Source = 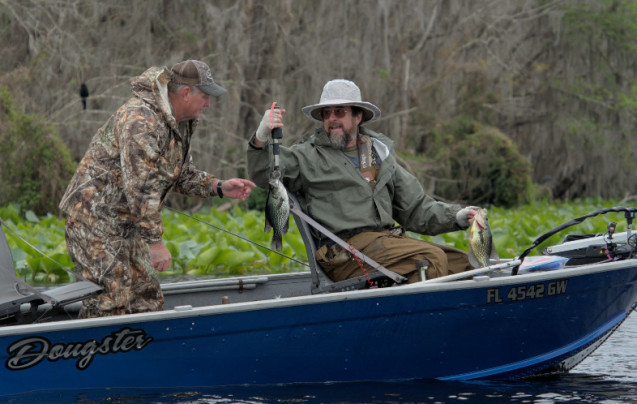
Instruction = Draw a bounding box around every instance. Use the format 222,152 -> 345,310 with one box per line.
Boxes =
354,112 -> 363,126
181,86 -> 191,101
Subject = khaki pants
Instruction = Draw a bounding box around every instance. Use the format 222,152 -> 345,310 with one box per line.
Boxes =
316,229 -> 473,284
65,217 -> 164,318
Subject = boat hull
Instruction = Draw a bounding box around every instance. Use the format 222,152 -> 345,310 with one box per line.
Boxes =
1,260 -> 636,396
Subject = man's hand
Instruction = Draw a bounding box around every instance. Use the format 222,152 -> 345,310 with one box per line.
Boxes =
149,241 -> 172,272
456,206 -> 479,228
255,108 -> 286,146
220,178 -> 257,201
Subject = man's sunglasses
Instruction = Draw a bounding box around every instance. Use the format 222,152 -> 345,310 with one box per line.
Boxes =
321,107 -> 351,120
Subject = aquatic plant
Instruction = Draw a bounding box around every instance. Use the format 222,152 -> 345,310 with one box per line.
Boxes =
0,199 -> 630,284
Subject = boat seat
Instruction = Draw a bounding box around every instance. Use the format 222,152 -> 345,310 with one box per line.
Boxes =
0,220 -> 102,326
288,193 -> 395,294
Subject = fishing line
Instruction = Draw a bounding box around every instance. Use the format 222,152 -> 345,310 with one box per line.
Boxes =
268,101 -> 278,129
0,218 -> 83,282
164,207 -> 308,267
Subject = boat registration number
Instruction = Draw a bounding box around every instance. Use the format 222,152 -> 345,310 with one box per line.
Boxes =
486,279 -> 568,304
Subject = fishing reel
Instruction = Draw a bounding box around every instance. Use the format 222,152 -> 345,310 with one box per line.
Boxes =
603,211 -> 637,260
604,221 -> 617,255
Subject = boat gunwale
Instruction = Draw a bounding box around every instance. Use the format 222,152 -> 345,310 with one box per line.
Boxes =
0,258 -> 636,337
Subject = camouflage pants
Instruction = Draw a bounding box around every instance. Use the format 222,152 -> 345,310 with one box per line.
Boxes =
316,228 -> 473,283
65,217 -> 164,318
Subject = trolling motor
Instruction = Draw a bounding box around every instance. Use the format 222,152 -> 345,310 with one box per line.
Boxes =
609,211 -> 637,260
604,221 -> 617,256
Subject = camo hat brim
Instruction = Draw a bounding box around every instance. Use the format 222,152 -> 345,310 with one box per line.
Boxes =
301,79 -> 381,125
171,60 -> 226,97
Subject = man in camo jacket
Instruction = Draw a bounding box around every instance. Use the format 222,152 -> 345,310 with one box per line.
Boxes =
60,60 -> 256,318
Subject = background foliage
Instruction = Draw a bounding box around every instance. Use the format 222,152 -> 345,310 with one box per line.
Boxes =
0,86 -> 76,215
1,0 -> 637,210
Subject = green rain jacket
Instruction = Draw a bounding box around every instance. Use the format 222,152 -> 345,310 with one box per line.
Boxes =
246,126 -> 466,242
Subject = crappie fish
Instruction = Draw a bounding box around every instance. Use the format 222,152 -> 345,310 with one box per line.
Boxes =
265,174 -> 290,251
465,208 -> 500,268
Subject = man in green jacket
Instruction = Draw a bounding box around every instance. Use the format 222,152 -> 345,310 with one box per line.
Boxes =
246,79 -> 476,282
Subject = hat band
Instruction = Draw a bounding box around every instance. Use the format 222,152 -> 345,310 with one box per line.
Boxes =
172,74 -> 202,86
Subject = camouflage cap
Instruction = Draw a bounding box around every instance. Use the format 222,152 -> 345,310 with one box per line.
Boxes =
171,60 -> 226,97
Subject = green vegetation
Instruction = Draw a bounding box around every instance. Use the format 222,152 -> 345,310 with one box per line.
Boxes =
556,0 -> 637,147
563,0 -> 637,56
0,86 -> 76,216
415,117 -> 537,206
0,204 -> 307,284
1,199 -> 630,284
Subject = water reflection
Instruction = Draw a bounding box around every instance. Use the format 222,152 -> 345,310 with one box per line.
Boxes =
3,374 -> 636,404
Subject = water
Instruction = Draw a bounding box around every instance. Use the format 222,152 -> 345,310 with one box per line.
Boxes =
2,314 -> 636,404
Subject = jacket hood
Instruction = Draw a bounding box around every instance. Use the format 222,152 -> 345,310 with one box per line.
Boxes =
131,66 -> 178,130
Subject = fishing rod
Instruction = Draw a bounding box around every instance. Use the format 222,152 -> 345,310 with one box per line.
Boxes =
164,207 -> 308,267
271,104 -> 282,175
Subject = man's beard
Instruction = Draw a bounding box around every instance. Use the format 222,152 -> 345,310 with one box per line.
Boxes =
327,126 -> 357,150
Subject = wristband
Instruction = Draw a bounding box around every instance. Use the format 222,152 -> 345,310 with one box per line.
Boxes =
216,180 -> 224,198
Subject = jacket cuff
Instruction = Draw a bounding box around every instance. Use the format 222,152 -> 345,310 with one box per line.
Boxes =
248,132 -> 269,149
449,205 -> 467,231
138,219 -> 164,245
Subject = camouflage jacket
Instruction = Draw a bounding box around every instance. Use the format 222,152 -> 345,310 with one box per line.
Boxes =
60,67 -> 217,244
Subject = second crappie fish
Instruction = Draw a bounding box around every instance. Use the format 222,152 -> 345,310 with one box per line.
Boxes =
265,175 -> 290,251
466,208 -> 500,268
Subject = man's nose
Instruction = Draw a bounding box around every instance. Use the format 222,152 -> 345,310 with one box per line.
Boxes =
204,98 -> 210,108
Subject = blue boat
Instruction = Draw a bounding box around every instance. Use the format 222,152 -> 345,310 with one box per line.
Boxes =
0,206 -> 636,397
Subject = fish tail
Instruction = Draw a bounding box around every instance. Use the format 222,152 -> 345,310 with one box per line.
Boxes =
271,234 -> 283,251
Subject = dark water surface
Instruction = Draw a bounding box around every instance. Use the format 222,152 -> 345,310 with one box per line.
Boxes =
2,314 -> 636,404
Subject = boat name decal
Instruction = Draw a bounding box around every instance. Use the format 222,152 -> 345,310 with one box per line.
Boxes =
486,279 -> 569,304
5,327 -> 153,371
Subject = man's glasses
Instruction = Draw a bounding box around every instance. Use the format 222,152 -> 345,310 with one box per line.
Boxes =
321,107 -> 351,120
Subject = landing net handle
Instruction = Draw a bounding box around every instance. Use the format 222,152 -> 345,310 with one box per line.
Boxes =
271,105 -> 282,174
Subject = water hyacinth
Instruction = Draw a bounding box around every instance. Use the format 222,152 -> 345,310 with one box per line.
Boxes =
0,199 -> 631,284
0,204 -> 308,284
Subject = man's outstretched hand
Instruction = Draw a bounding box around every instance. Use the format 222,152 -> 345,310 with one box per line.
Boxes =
221,178 -> 257,201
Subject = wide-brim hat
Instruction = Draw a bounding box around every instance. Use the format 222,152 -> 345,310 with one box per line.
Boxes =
171,60 -> 226,97
302,79 -> 381,125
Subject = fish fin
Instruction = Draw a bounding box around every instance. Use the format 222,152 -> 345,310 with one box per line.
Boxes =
490,243 -> 500,262
271,235 -> 283,251
281,217 -> 289,235
468,249 -> 483,269
264,192 -> 272,234
464,231 -> 471,240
